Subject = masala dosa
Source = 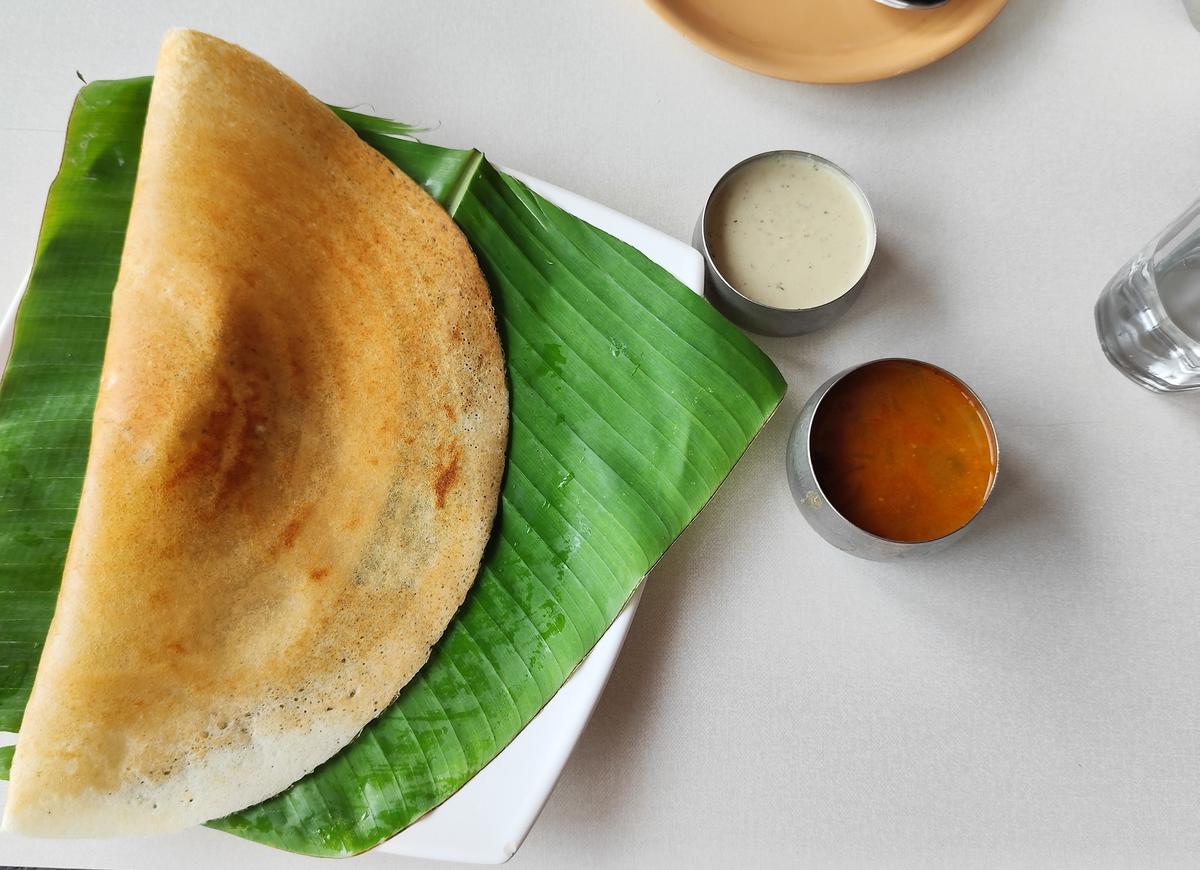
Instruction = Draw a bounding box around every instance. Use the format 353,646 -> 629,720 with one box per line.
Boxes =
2,29 -> 508,836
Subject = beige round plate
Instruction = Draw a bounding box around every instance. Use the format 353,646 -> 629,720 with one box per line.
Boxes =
647,0 -> 1008,84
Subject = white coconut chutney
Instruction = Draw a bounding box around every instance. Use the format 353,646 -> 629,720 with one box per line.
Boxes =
707,153 -> 873,310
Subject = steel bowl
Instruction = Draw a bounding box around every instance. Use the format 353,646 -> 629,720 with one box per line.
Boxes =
786,358 -> 999,561
694,150 -> 877,337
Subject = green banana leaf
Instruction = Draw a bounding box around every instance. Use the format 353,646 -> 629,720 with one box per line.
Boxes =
0,76 -> 785,856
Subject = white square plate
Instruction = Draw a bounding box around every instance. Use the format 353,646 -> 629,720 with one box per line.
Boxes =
0,169 -> 704,868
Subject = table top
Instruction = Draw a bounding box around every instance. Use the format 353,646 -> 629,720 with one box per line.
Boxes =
3,1 -> 1200,868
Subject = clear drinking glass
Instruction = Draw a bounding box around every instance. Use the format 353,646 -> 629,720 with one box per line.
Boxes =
1095,198 -> 1200,393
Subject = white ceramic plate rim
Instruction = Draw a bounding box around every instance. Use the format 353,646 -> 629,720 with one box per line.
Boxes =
0,169 -> 704,867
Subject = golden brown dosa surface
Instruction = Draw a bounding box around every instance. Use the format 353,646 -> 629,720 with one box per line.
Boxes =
2,29 -> 508,836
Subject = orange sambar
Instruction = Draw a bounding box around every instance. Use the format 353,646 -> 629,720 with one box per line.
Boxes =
809,359 -> 996,543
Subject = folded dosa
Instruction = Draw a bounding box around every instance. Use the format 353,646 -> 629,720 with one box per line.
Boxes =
2,29 -> 508,836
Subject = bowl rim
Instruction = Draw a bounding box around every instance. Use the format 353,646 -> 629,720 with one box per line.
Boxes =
697,149 -> 878,315
803,356 -> 1000,546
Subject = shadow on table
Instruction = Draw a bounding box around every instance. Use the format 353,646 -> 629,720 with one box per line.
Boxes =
692,0 -> 1072,167
881,0 -> 1067,92
949,437 -> 1067,565
843,239 -> 938,334
1160,389 -> 1200,420
544,386 -> 803,827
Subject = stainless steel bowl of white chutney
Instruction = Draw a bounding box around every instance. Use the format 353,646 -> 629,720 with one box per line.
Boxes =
694,150 -> 877,337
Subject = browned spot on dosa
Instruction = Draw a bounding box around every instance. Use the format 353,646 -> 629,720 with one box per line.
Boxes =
165,344 -> 270,513
274,502 -> 314,553
308,567 -> 329,581
166,378 -> 237,487
278,519 -> 301,549
433,444 -> 461,509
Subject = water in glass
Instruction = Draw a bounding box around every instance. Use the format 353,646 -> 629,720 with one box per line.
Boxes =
1095,198 -> 1200,392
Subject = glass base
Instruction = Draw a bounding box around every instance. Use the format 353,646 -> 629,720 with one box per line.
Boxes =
1095,256 -> 1200,393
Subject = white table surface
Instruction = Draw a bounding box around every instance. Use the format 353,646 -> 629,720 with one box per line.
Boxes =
3,1 -> 1200,868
